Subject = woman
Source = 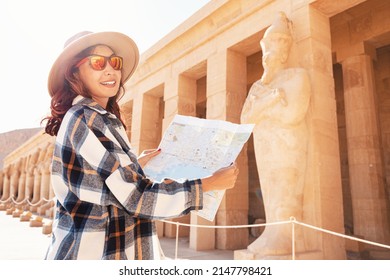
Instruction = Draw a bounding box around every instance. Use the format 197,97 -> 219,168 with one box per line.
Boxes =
44,31 -> 238,260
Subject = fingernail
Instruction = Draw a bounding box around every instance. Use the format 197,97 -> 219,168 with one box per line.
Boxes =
158,148 -> 161,151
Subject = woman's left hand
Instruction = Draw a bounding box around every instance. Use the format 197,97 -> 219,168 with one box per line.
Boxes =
137,148 -> 161,168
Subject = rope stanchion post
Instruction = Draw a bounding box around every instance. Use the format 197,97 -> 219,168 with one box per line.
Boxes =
175,222 -> 180,260
290,216 -> 296,260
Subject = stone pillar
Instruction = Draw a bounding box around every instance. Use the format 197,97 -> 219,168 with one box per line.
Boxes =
29,168 -> 42,212
164,74 -> 197,122
12,169 -> 26,218
30,165 -> 44,227
0,166 -> 11,210
334,63 -> 354,235
341,52 -> 390,252
16,171 -> 26,202
141,94 -> 164,149
289,5 -> 345,259
2,167 -> 10,200
45,181 -> 56,219
163,75 -> 197,239
29,148 -> 46,212
24,169 -> 35,210
206,49 -> 249,250
128,94 -> 143,154
38,144 -> 54,216
9,163 -> 21,201
15,157 -> 27,205
5,163 -> 19,215
37,170 -> 51,215
132,91 -> 164,154
376,47 -> 390,214
20,153 -> 38,221
162,69 -> 213,246
25,151 -> 39,203
121,101 -> 133,143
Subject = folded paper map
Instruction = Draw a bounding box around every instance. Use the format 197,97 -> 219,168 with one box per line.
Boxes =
143,115 -> 254,221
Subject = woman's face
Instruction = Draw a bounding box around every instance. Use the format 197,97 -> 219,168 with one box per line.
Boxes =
77,45 -> 122,108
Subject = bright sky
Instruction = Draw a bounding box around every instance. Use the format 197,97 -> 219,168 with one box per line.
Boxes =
0,0 -> 210,134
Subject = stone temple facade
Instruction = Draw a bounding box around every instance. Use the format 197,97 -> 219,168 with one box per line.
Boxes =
1,0 -> 389,259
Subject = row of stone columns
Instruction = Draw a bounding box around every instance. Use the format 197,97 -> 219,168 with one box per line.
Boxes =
0,142 -> 55,234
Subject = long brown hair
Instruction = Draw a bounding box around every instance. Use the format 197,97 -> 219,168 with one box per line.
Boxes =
43,45 -> 126,136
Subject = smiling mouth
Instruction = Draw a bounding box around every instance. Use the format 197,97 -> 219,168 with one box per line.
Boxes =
101,81 -> 116,85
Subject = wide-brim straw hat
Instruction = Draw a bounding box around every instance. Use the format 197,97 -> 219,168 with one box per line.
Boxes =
48,31 -> 139,97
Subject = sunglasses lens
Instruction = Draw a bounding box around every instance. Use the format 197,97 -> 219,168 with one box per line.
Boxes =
77,55 -> 122,71
90,56 -> 106,70
109,56 -> 123,70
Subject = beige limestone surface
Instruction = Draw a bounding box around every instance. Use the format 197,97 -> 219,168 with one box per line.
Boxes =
241,12 -> 311,258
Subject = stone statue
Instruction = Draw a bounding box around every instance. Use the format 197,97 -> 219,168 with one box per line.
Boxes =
241,12 -> 311,257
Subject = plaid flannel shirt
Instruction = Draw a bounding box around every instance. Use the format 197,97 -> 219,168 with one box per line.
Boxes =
45,96 -> 203,260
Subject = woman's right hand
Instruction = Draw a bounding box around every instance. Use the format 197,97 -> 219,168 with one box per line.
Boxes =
201,163 -> 239,192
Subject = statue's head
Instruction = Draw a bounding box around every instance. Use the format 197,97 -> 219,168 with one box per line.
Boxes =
260,12 -> 293,65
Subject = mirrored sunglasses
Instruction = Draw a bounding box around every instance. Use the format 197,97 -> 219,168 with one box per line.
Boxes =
75,55 -> 123,71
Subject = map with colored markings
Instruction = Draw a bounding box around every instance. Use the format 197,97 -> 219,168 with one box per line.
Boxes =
143,115 -> 254,221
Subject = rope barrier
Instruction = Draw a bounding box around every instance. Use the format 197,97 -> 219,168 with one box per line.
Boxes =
42,197 -> 54,203
294,220 -> 390,250
0,196 -> 14,204
26,196 -> 54,206
1,195 -> 52,207
11,197 -> 28,205
159,217 -> 390,260
27,197 -> 47,207
161,218 -> 291,229
160,219 -> 292,259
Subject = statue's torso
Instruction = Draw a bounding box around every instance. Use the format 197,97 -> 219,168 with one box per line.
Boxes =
248,68 -> 311,165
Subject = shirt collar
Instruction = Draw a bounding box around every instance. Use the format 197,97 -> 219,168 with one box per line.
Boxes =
72,95 -> 108,115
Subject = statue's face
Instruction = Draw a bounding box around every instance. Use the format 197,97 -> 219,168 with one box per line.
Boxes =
260,34 -> 291,69
261,48 -> 279,69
